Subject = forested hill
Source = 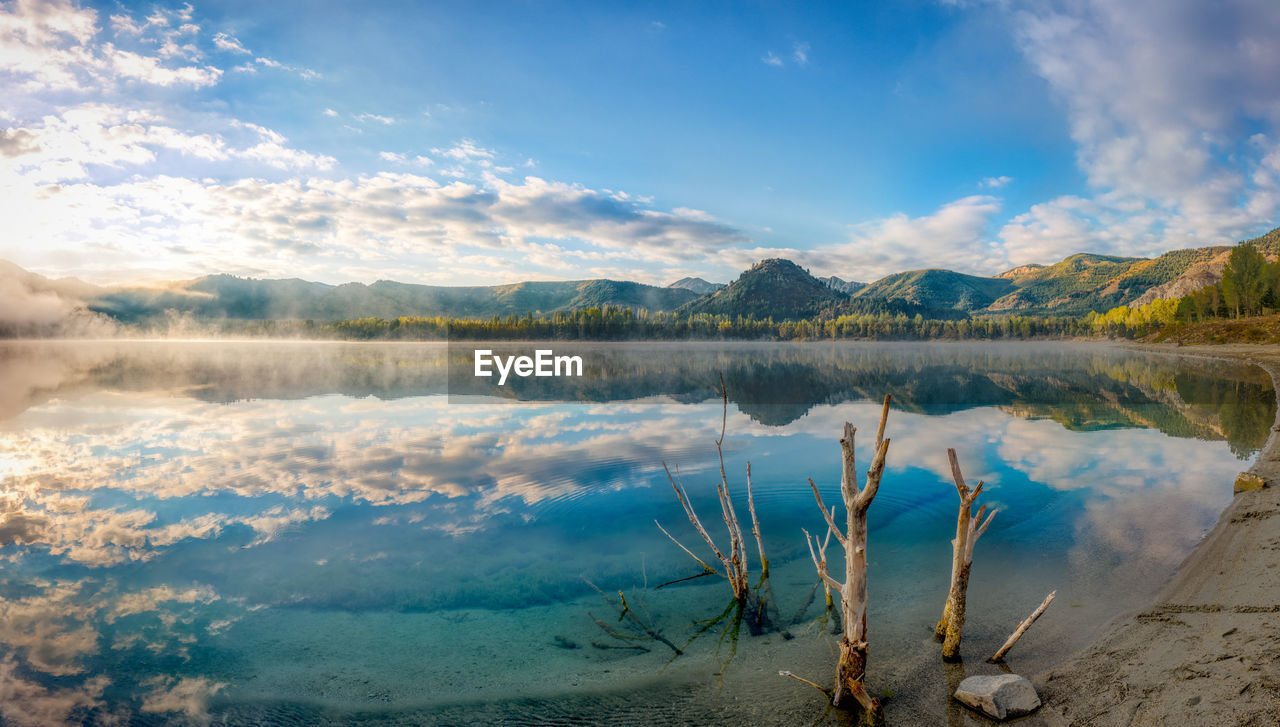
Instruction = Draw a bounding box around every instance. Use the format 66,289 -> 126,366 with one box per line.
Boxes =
3,224 -> 1278,326
86,275 -> 700,323
676,258 -> 845,320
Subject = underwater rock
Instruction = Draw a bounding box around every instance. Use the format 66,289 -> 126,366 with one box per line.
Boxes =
954,674 -> 1041,720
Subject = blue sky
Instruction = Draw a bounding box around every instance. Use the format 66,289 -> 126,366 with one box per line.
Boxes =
2,0 -> 1280,286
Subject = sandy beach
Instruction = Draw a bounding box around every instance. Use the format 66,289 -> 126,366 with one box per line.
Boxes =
1034,344 -> 1280,726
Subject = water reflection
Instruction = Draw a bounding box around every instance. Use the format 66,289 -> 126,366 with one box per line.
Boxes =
0,341 -> 1270,725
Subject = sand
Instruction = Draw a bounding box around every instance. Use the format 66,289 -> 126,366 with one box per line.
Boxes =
1034,343 -> 1280,726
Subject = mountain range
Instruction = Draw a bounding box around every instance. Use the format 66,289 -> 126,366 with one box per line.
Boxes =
2,225 -> 1277,327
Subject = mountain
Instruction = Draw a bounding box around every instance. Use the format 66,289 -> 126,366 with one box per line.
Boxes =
676,258 -> 845,320
0,259 -> 102,300
985,247 -> 1234,315
88,275 -> 699,323
7,223 -> 1280,327
995,264 -> 1044,279
0,260 -> 112,336
667,277 -> 724,295
1127,228 -> 1280,307
818,275 -> 866,294
1128,249 -> 1232,307
831,225 -> 1279,316
852,269 -> 1015,312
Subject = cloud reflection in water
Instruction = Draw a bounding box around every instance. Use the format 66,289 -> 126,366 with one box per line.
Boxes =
0,341 -> 1270,724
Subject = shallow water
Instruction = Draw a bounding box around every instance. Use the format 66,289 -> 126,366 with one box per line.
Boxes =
0,341 -> 1271,725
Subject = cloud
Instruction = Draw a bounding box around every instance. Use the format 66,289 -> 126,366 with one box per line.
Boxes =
762,51 -> 783,67
0,261 -> 115,336
355,112 -> 395,125
3,108 -> 752,281
981,175 -> 1013,188
0,103 -> 332,187
0,0 -> 221,91
139,676 -> 226,724
720,194 -> 1004,280
0,656 -> 108,727
792,41 -> 810,66
994,0 -> 1280,260
432,139 -> 493,160
210,31 -> 249,54
252,55 -> 319,79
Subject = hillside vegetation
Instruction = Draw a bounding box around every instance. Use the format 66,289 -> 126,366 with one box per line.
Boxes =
5,224 -> 1280,333
88,275 -> 699,323
676,258 -> 844,320
853,269 -> 1015,312
1149,314 -> 1280,345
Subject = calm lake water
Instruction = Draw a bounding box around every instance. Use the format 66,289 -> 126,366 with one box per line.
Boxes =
0,341 -> 1272,726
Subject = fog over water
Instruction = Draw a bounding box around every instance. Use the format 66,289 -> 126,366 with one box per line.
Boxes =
0,341 -> 1270,725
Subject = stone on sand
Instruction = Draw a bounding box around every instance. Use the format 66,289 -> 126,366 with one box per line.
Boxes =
1233,471 -> 1266,493
954,674 -> 1041,720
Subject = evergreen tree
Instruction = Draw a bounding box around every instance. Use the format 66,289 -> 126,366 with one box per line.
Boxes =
1221,242 -> 1268,317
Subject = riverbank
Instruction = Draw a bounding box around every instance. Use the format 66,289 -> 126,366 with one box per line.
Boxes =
1035,343 -> 1280,726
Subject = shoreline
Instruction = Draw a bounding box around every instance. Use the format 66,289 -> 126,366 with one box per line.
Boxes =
1035,342 -> 1280,726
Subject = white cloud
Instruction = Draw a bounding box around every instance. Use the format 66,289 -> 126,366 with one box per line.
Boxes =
0,0 -> 221,91
210,31 -> 249,54
109,14 -> 143,36
356,112 -> 395,125
762,51 -> 783,67
107,45 -> 220,87
322,108 -> 338,118
139,676 -> 226,722
996,0 -> 1280,260
981,175 -> 1013,188
721,195 -> 1004,280
252,56 -> 319,79
792,41 -> 810,66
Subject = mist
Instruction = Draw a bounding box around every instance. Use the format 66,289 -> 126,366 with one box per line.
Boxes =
0,264 -> 116,338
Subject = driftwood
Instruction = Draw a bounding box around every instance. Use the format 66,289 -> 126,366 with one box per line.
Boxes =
583,577 -> 682,655
936,448 -> 997,661
657,376 -> 766,603
784,394 -> 892,719
988,590 -> 1056,662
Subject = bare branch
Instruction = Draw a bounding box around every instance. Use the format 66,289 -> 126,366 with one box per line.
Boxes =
947,447 -> 968,498
874,394 -> 891,452
988,590 -> 1056,663
716,372 -> 728,448
808,477 -> 848,547
803,528 -> 845,596
977,508 -> 998,539
779,671 -> 831,697
855,438 -> 890,511
746,462 -> 769,578
655,519 -> 717,575
663,462 -> 734,580
840,422 -> 859,495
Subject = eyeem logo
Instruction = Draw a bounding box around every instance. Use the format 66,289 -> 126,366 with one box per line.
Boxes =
474,349 -> 584,385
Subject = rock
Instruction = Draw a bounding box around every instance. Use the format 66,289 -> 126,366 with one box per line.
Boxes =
1234,472 -> 1267,493
954,674 -> 1041,720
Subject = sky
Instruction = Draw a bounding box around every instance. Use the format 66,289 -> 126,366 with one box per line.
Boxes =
2,0 -> 1280,287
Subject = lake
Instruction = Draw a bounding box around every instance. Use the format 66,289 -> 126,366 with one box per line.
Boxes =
0,340 -> 1271,725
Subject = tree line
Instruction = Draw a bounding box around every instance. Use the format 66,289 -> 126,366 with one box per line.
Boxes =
303,308 -> 1091,341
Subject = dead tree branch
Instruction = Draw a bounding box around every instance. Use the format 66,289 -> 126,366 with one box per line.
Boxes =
988,590 -> 1056,663
656,375 -> 760,603
783,394 -> 892,720
936,448 -> 997,661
